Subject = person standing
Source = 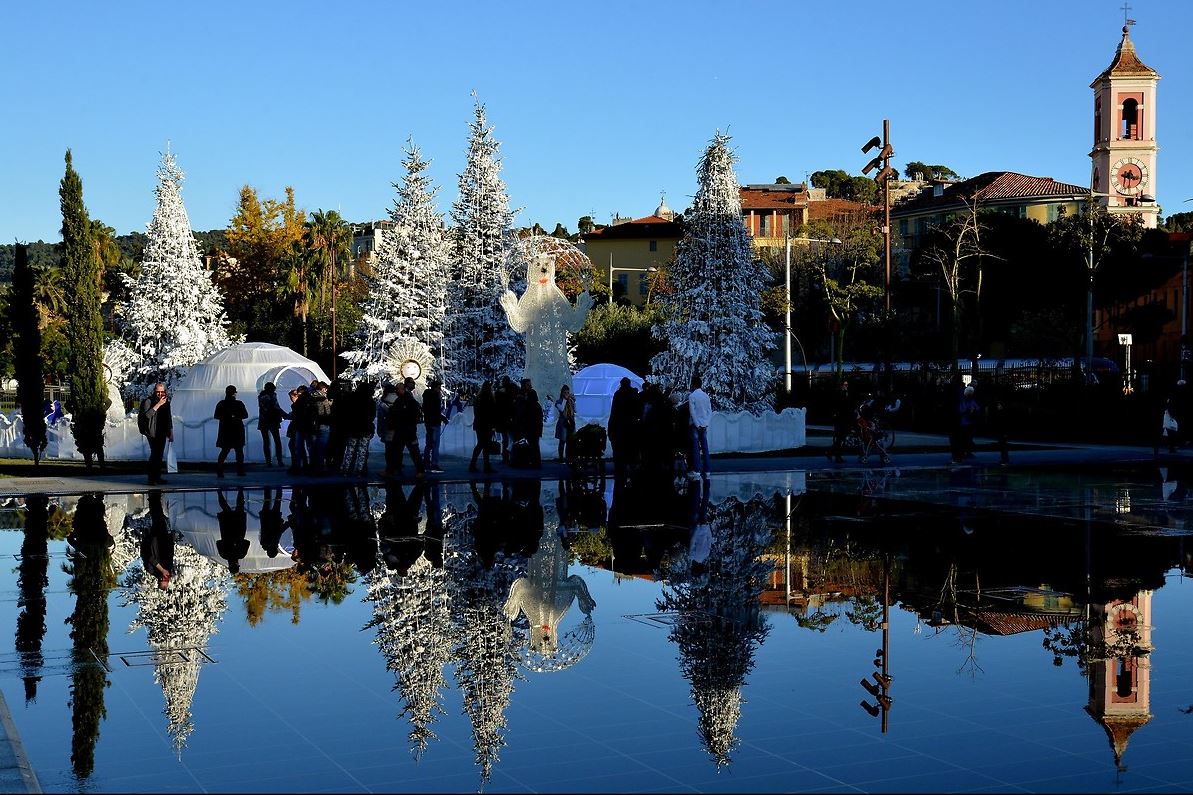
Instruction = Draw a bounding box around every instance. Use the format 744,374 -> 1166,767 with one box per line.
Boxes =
308,380 -> 333,474
554,384 -> 576,463
495,375 -> 516,464
392,381 -> 425,476
141,490 -> 174,590
287,386 -> 309,474
957,385 -> 980,462
687,374 -> 712,480
422,378 -> 446,474
138,383 -> 173,485
257,382 -> 286,468
826,381 -> 852,465
516,378 -> 544,468
216,488 -> 250,574
377,383 -> 400,477
608,377 -> 640,478
214,385 -> 249,478
470,380 -> 497,473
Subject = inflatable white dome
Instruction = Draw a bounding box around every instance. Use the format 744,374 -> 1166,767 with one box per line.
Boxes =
572,363 -> 643,421
168,343 -> 330,462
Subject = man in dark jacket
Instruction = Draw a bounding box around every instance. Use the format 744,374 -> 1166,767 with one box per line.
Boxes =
392,381 -> 425,476
608,377 -> 640,478
513,378 -> 544,468
422,378 -> 446,474
213,384 -> 249,477
307,381 -> 333,474
138,383 -> 173,485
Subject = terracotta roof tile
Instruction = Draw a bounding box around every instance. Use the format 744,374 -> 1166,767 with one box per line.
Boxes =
741,187 -> 809,210
581,215 -> 683,241
893,171 -> 1090,215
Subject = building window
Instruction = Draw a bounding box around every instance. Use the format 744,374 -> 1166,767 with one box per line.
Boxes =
759,214 -> 770,236
638,273 -> 649,295
781,214 -> 791,235
899,219 -> 909,237
1047,204 -> 1062,223
649,240 -> 658,252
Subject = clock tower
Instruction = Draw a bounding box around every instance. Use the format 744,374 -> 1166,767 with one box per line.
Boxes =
1090,21 -> 1159,229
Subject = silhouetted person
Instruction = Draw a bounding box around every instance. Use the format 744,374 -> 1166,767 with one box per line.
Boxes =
608,377 -> 640,477
257,382 -> 286,467
470,380 -> 497,473
214,384 -> 248,477
495,376 -> 517,463
258,487 -> 288,558
216,488 -> 250,574
140,491 -> 174,590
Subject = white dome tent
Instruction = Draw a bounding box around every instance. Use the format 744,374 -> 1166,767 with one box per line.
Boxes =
168,343 -> 329,463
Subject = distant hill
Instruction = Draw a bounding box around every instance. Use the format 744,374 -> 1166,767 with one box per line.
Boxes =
0,229 -> 229,282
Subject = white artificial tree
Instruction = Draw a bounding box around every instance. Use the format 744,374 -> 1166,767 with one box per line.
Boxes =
342,139 -> 451,384
365,550 -> 454,759
117,150 -> 235,400
442,98 -> 525,394
650,133 -> 777,411
121,509 -> 230,755
657,497 -> 773,768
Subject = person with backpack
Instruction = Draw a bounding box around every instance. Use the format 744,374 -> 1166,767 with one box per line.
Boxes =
257,382 -> 286,467
307,380 -> 333,475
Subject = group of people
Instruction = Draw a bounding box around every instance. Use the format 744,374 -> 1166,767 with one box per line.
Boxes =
607,374 -> 712,480
826,382 -> 901,465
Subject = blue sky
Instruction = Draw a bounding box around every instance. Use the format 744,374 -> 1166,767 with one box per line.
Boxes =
2,0 -> 1191,243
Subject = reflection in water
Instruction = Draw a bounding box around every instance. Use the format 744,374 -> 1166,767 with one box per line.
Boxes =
657,479 -> 774,767
120,491 -> 230,754
366,481 -> 453,758
64,493 -> 115,779
16,495 -> 50,703
446,482 -> 530,784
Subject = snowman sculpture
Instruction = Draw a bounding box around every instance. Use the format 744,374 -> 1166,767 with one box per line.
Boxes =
499,253 -> 593,404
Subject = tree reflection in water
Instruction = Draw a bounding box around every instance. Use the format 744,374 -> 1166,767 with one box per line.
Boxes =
64,493 -> 115,780
16,495 -> 50,703
657,479 -> 775,767
366,481 -> 453,759
120,491 -> 230,755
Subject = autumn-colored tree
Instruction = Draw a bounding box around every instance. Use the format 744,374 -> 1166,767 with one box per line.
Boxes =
222,185 -> 306,341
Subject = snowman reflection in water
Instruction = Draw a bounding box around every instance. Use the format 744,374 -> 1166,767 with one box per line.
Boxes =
503,517 -> 597,672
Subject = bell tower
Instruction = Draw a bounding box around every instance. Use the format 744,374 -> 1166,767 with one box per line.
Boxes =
1085,591 -> 1153,769
1090,18 -> 1160,229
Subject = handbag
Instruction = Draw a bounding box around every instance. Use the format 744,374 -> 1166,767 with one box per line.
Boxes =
166,440 -> 179,474
1163,410 -> 1179,433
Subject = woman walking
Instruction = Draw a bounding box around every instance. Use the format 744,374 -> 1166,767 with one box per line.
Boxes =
214,385 -> 249,477
469,380 -> 497,473
554,384 -> 576,463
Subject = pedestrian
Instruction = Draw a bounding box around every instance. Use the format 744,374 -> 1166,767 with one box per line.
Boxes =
340,381 -> 376,477
469,379 -> 497,473
554,384 -> 576,463
608,377 -> 640,478
687,374 -> 712,479
392,380 -> 425,476
1157,397 -> 1180,455
214,384 -> 249,477
138,382 -> 173,485
495,375 -> 516,463
257,382 -> 286,468
216,488 -> 250,574
327,379 -> 352,472
422,378 -> 447,473
957,385 -> 980,462
514,378 -> 544,468
826,381 -> 852,464
377,383 -> 400,477
307,380 -> 333,474
141,490 -> 174,589
287,386 -> 309,474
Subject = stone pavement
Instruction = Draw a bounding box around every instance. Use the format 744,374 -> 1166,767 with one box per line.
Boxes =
0,688 -> 40,793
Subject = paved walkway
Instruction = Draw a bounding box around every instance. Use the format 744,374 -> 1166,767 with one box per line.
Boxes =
0,689 -> 40,793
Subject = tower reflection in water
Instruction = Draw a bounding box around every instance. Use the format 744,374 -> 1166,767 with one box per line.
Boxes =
29,462 -> 1193,785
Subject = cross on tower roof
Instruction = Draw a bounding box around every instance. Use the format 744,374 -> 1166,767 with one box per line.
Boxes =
1121,2 -> 1136,26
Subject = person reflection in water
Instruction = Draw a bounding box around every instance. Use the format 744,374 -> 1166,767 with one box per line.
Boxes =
258,487 -> 289,558
141,491 -> 174,590
688,476 -> 712,577
503,519 -> 596,659
216,488 -> 250,574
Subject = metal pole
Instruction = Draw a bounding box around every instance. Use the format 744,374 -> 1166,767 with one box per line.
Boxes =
785,235 -> 792,394
1086,210 -> 1095,367
1182,246 -> 1188,383
883,119 -> 892,317
608,253 -> 613,299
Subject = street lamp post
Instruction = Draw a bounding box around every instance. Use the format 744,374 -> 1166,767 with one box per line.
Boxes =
784,235 -> 840,393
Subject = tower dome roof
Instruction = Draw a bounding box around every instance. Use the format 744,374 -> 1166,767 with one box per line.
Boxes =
1092,24 -> 1159,86
654,194 -> 675,220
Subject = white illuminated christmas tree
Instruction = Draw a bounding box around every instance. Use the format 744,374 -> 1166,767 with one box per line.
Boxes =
342,139 -> 451,384
650,133 -> 776,411
117,149 -> 235,399
442,98 -> 525,393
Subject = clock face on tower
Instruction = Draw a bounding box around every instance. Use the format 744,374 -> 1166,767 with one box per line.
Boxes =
1111,157 -> 1149,195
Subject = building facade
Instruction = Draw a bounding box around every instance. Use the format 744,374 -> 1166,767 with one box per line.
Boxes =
580,197 -> 682,306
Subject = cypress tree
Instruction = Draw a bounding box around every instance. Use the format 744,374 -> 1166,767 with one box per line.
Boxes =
12,243 -> 47,464
59,150 -> 109,468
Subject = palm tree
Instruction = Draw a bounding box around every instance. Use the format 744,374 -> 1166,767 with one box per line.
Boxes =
304,209 -> 353,371
33,266 -> 67,328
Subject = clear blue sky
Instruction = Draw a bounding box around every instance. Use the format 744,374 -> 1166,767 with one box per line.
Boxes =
2,0 -> 1190,243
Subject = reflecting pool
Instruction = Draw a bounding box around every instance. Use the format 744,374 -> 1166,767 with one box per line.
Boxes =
1,464 -> 1193,793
